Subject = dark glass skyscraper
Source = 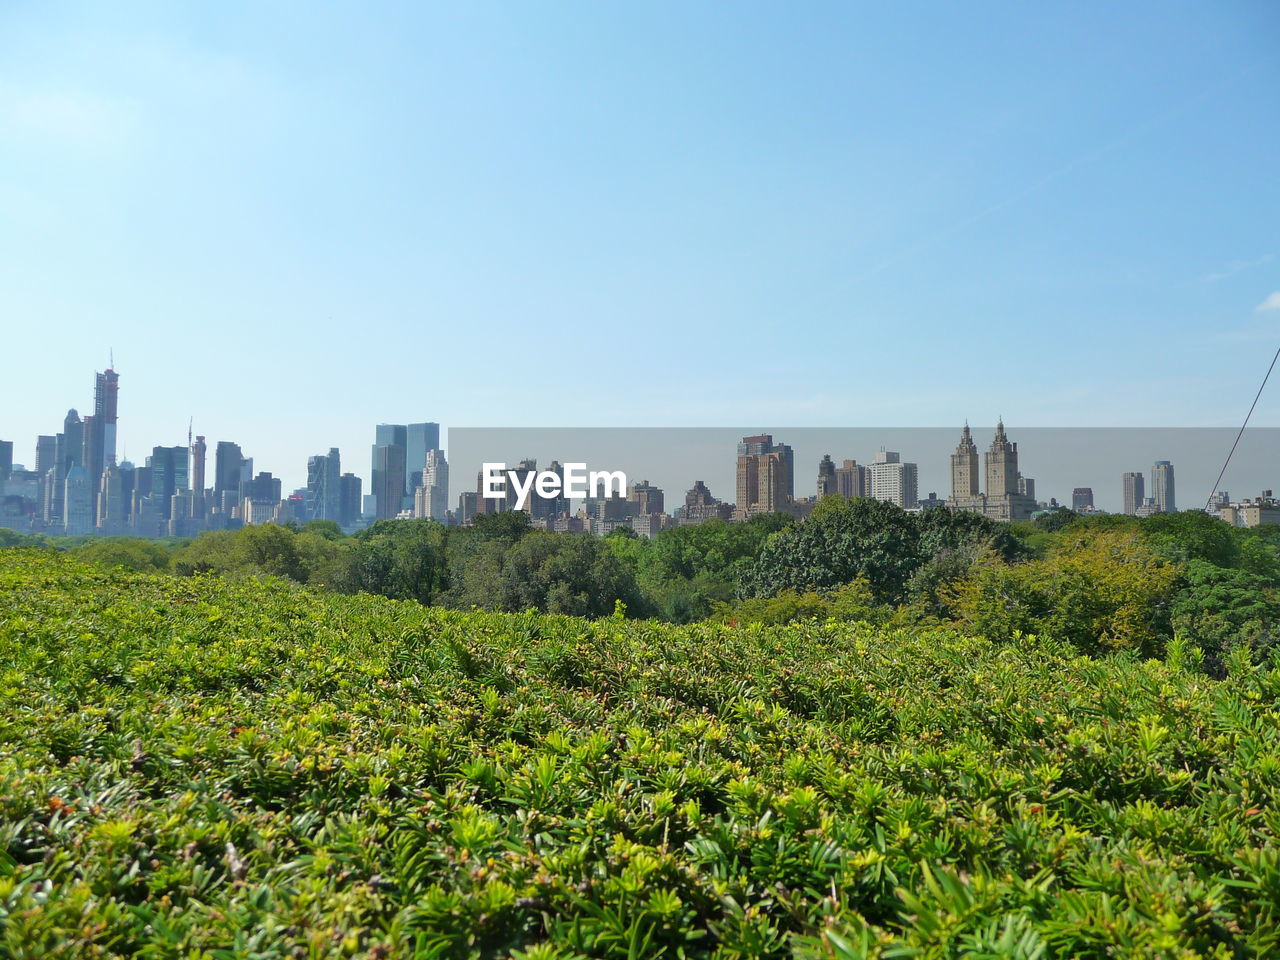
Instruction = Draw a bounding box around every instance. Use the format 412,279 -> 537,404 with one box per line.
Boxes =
405,422 -> 440,493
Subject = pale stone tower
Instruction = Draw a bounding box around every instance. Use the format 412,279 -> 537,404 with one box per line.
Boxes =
984,419 -> 1019,497
950,423 -> 980,501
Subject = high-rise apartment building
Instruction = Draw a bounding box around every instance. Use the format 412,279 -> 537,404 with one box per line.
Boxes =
190,435 -> 207,513
950,422 -> 1036,521
1151,461 -> 1175,514
629,480 -> 664,516
1122,472 -> 1145,516
0,441 -> 11,481
735,435 -> 794,515
869,450 -> 919,509
1072,487 -> 1094,511
817,455 -> 837,498
836,460 -> 867,499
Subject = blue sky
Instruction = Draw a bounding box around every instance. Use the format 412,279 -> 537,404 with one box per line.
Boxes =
2,1 -> 1278,492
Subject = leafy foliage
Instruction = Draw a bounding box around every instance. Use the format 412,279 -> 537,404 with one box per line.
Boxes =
2,551 -> 1279,957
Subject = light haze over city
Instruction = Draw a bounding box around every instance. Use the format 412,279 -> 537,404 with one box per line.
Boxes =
3,1 -> 1279,493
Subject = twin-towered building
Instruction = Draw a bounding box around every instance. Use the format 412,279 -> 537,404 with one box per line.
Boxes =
949,420 -> 1038,521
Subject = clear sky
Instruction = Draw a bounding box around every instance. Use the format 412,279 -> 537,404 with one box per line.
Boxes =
3,1 -> 1278,493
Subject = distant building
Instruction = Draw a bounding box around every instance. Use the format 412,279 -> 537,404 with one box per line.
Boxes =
405,423 -> 441,497
214,442 -> 245,500
680,480 -> 731,524
629,479 -> 664,517
372,424 -> 408,518
869,450 -> 918,510
457,490 -> 478,523
306,448 -> 342,522
836,459 -> 868,499
0,440 -> 11,481
415,448 -> 449,521
339,473 -> 363,528
735,435 -> 793,516
96,463 -> 125,534
63,465 -> 92,536
1072,487 -> 1094,511
950,422 -> 1035,521
371,439 -> 407,520
817,455 -> 837,498
1151,461 -> 1175,513
1220,491 -> 1280,528
1123,472 -> 1145,516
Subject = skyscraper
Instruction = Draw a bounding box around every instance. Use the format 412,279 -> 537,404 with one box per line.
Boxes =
34,436 -> 56,476
835,460 -> 867,499
190,435 -> 207,516
149,446 -> 190,519
1072,488 -> 1094,511
214,441 -> 245,498
734,435 -> 794,515
96,463 -> 125,534
339,473 -> 362,528
371,440 -> 407,520
63,465 -> 92,536
0,440 -> 11,481
1122,472 -> 1145,516
83,366 -> 120,518
372,424 -> 408,518
421,448 -> 449,521
816,455 -> 837,498
984,420 -> 1019,498
1151,461 -> 1175,514
405,423 -> 441,494
950,422 -> 1036,521
950,424 -> 980,502
306,448 -> 342,522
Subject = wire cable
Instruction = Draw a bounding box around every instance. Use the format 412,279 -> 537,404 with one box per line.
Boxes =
1205,341 -> 1280,511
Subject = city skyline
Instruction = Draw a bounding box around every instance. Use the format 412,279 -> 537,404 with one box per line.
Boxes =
9,363 -> 1280,538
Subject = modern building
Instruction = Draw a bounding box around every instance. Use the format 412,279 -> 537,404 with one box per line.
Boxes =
1151,461 -> 1175,514
371,425 -> 408,519
190,435 -> 207,516
62,465 -> 92,536
214,442 -> 245,499
405,423 -> 441,496
306,448 -> 342,523
339,473 -> 363,528
0,441 -> 11,481
869,450 -> 918,510
1072,487 -> 1094,511
95,463 -> 125,534
1123,472 -> 1145,516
